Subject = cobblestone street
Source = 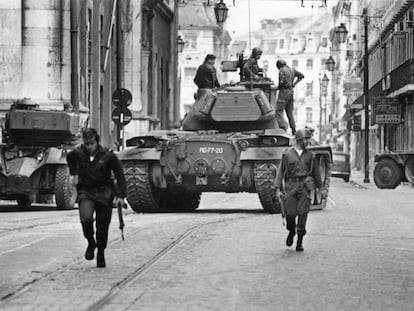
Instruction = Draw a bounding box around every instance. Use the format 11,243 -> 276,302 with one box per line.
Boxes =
0,176 -> 413,311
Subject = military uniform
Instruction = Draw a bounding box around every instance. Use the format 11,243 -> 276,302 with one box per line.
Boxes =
243,57 -> 262,80
276,66 -> 304,134
274,147 -> 322,236
66,145 -> 126,258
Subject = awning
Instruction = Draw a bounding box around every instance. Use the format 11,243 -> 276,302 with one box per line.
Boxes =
387,84 -> 414,98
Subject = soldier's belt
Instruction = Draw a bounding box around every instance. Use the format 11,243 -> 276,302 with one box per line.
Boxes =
286,177 -> 306,182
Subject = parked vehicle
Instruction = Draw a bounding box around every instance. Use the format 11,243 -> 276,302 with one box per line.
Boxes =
373,152 -> 414,189
117,57 -> 332,213
331,152 -> 350,182
0,99 -> 81,208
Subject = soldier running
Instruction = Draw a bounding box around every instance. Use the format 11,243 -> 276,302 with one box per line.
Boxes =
275,59 -> 304,135
194,54 -> 221,99
243,47 -> 264,80
274,128 -> 322,251
66,128 -> 127,268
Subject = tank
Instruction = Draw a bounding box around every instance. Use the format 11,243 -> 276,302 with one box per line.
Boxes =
117,74 -> 332,213
0,99 -> 81,208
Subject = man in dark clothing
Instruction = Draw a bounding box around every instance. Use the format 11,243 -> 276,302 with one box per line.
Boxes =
243,47 -> 263,80
274,128 -> 322,251
275,59 -> 304,135
66,128 -> 127,268
194,54 -> 220,91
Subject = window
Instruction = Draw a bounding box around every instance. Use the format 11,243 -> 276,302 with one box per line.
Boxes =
306,107 -> 313,123
306,59 -> 313,70
306,82 -> 313,96
184,34 -> 197,50
292,38 -> 299,50
321,37 -> 328,48
292,59 -> 299,67
279,38 -> 285,49
307,37 -> 314,50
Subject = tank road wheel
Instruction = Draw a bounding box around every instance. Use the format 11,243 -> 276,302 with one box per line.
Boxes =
374,158 -> 402,189
168,191 -> 202,212
17,195 -> 33,207
311,155 -> 331,211
55,165 -> 75,210
123,161 -> 167,213
254,161 -> 281,214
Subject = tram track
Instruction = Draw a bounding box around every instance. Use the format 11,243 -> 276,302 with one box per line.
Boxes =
86,215 -> 251,311
0,213 -> 254,307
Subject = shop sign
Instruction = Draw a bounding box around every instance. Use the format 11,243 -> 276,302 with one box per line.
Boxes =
352,115 -> 362,131
373,97 -> 402,124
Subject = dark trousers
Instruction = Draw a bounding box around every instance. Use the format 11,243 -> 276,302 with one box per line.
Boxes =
79,198 -> 113,250
286,213 -> 308,236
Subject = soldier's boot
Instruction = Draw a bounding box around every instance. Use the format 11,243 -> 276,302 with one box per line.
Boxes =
286,230 -> 295,247
97,248 -> 106,268
82,222 -> 96,261
296,235 -> 304,252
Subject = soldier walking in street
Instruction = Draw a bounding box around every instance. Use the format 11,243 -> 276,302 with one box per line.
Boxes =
194,54 -> 221,99
66,128 -> 127,268
243,47 -> 264,80
275,59 -> 304,135
274,128 -> 322,251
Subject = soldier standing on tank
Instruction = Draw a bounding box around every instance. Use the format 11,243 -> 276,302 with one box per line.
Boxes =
243,47 -> 264,80
275,59 -> 304,135
66,128 -> 127,268
274,128 -> 322,251
194,54 -> 221,98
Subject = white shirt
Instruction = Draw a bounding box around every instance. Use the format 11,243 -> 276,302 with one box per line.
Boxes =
294,146 -> 303,157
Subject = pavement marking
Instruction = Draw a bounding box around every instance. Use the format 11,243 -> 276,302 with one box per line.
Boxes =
328,196 -> 337,207
0,237 -> 46,257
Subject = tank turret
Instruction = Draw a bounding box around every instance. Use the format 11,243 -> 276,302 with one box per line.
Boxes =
182,87 -> 278,132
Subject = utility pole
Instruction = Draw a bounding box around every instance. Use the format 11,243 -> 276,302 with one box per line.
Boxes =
91,0 -> 101,132
70,0 -> 80,112
363,8 -> 370,183
116,0 -> 125,149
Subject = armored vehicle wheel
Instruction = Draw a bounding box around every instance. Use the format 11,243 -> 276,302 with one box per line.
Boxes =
374,158 -> 402,189
55,166 -> 75,210
254,161 -> 281,214
404,157 -> 414,185
17,195 -> 33,207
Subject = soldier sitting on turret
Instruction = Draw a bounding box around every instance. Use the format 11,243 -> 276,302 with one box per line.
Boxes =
243,47 -> 264,81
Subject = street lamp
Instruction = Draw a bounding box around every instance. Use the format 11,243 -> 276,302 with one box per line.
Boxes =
335,23 -> 349,44
319,74 -> 330,142
176,35 -> 185,53
326,56 -> 336,72
214,0 -> 229,24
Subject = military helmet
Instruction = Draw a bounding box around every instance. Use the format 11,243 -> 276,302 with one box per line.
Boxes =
252,47 -> 263,58
276,59 -> 287,69
295,128 -> 312,140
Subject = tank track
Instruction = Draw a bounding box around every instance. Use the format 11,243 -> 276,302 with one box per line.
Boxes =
123,161 -> 201,213
254,161 -> 281,214
123,161 -> 161,213
311,155 -> 332,210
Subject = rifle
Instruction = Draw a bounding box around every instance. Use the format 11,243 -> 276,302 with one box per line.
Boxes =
116,200 -> 126,240
277,192 -> 286,227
